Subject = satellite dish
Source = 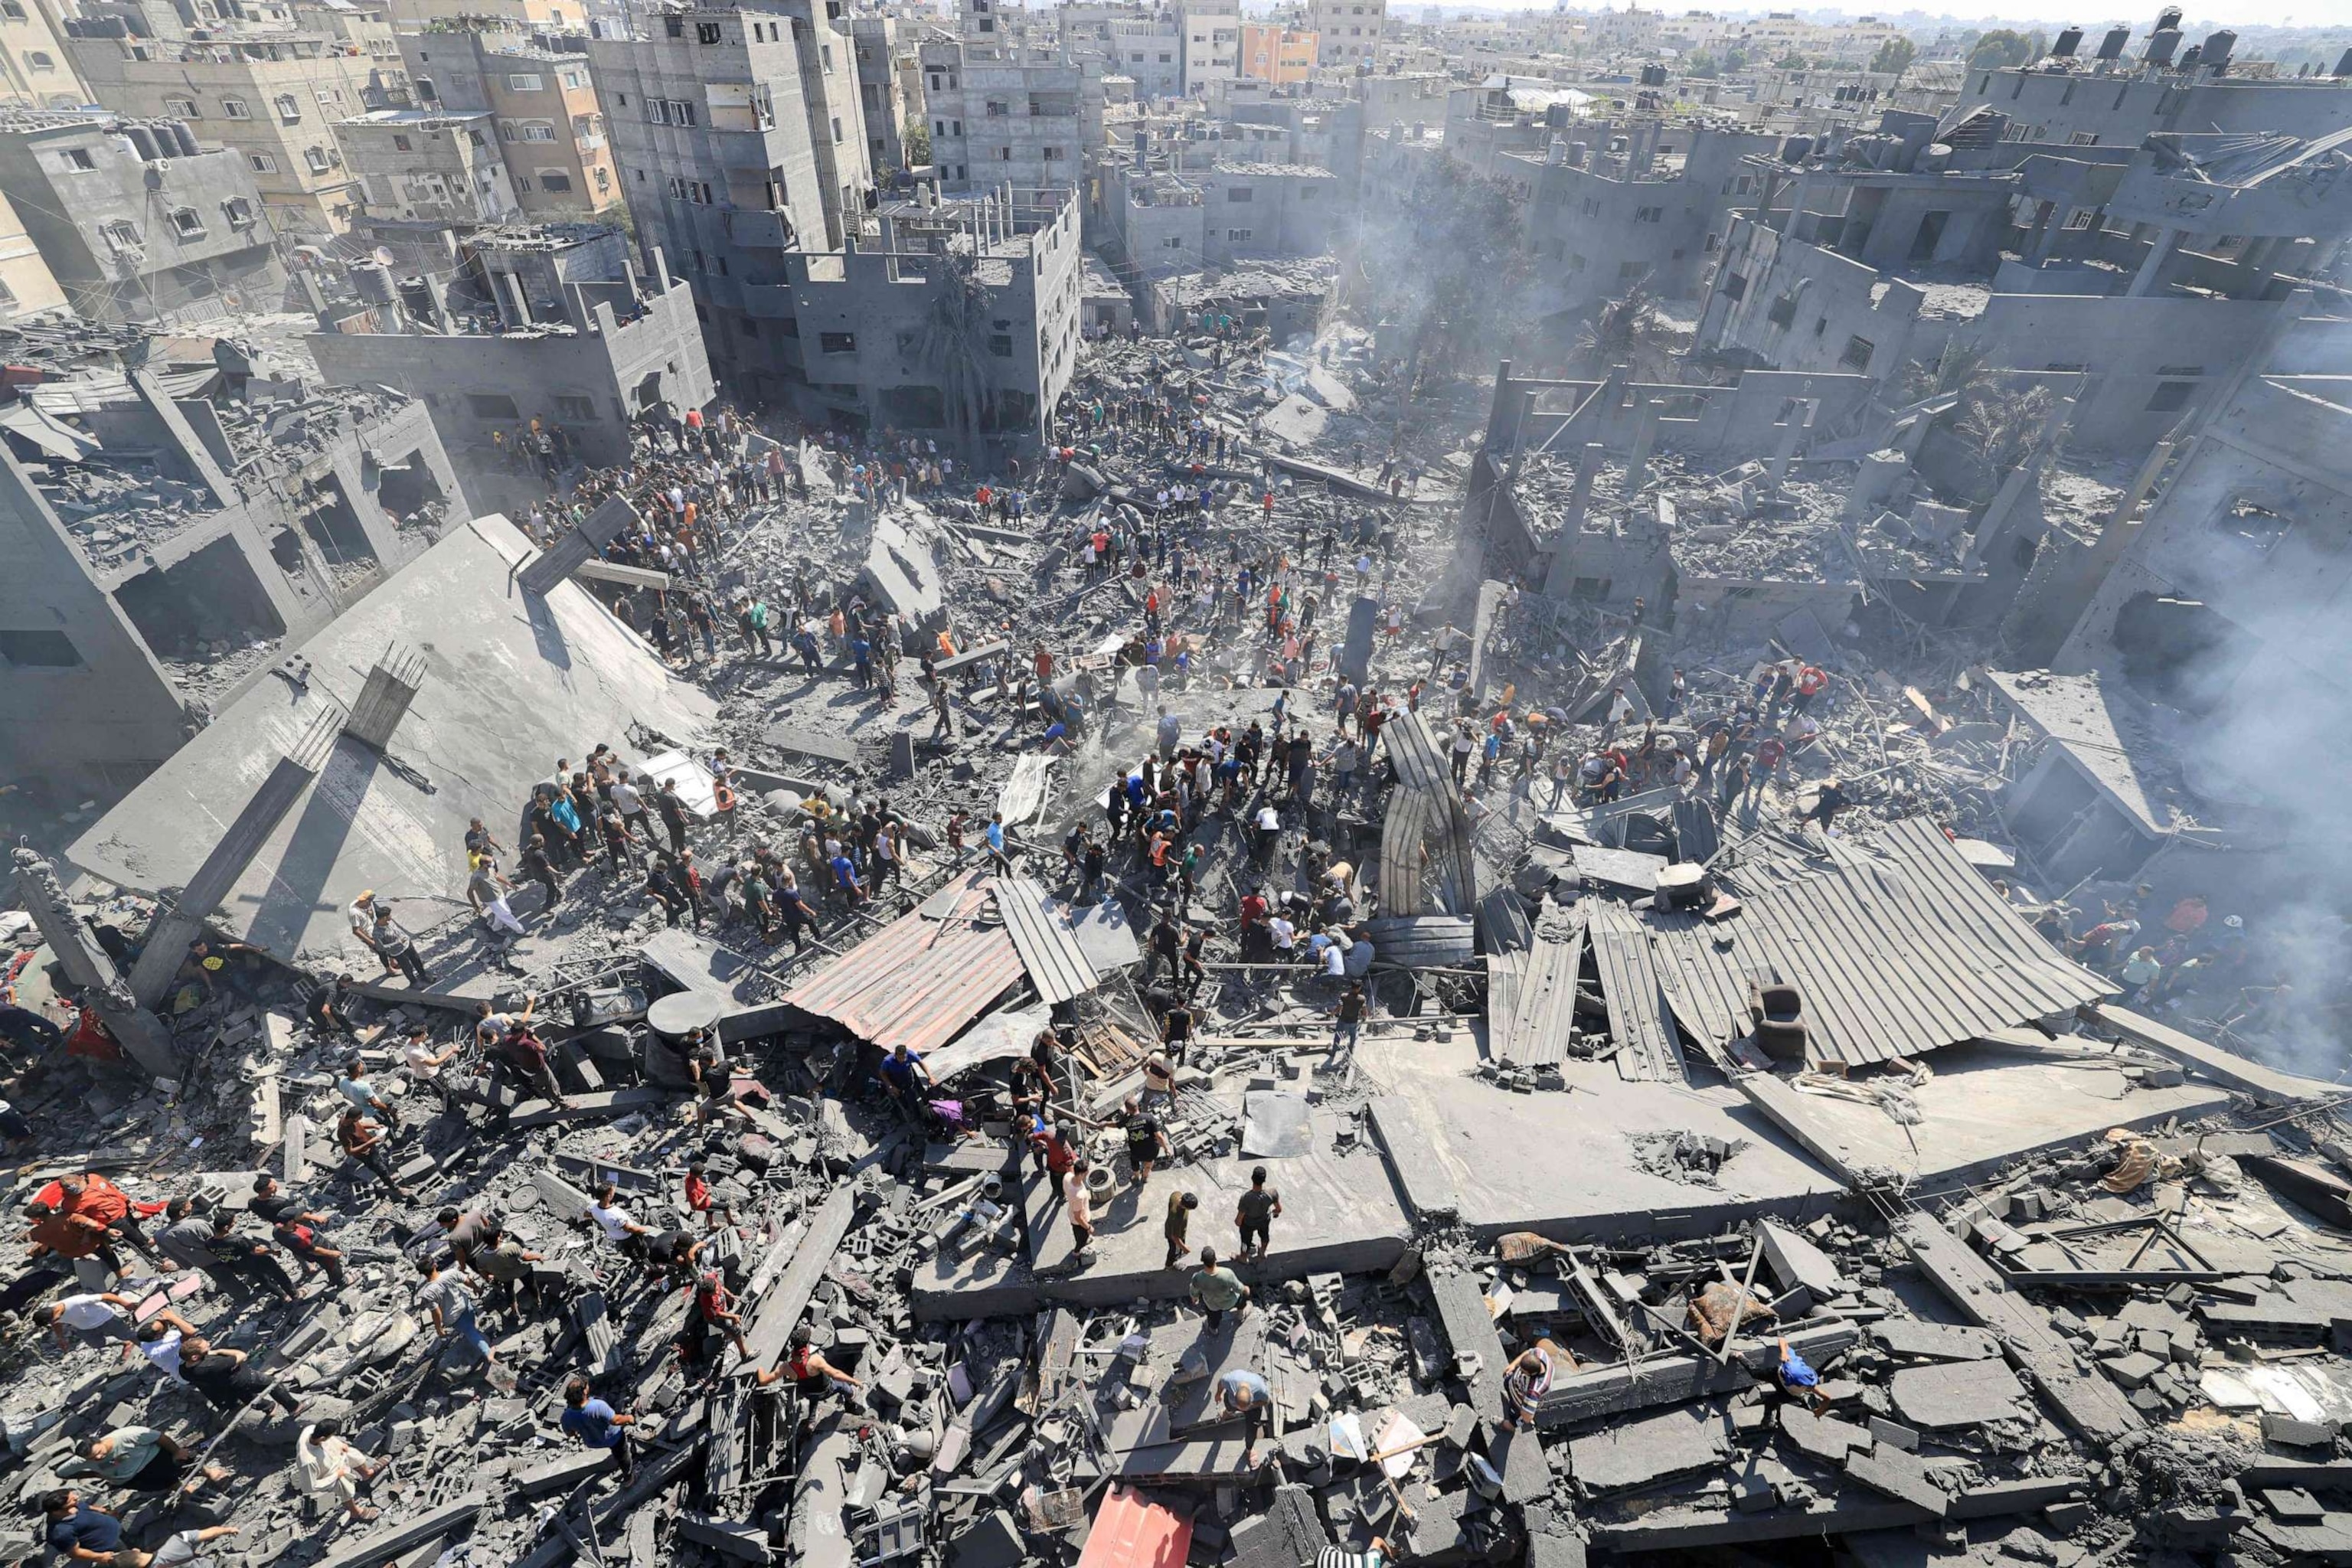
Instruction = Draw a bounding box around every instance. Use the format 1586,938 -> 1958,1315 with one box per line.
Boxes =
373,246 -> 396,266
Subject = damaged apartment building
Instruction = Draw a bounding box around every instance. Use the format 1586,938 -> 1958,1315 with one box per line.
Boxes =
1695,25 -> 2352,456
0,327 -> 464,801
0,110 -> 284,326
305,223 -> 715,467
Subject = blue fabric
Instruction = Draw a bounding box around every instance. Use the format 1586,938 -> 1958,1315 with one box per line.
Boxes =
562,1399 -> 622,1448
49,1508 -> 122,1555
1779,1351 -> 1819,1389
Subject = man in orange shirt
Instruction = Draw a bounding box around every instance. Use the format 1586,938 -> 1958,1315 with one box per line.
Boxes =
36,1174 -> 166,1268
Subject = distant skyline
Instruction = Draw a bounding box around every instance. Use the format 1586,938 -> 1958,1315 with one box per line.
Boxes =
1383,2 -> 2352,31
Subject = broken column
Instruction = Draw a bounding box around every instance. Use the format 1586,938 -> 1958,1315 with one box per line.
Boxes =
518,495 -> 642,596
10,848 -> 178,1081
1766,401 -> 1815,492
128,710 -> 341,1008
342,645 -> 428,752
1625,398 -> 1661,492
1540,444 -> 1606,596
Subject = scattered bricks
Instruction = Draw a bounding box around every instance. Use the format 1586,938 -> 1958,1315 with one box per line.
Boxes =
1867,1417 -> 1919,1453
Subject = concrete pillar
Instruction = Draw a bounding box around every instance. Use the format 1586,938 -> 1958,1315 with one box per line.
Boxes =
1540,443 -> 1605,596
127,710 -> 337,1008
519,494 -> 643,596
1767,400 -> 1814,489
2023,198 -> 2056,262
1625,398 -> 1661,491
2127,226 -> 2179,297
498,268 -> 533,328
342,645 -> 427,751
10,848 -> 178,1082
419,269 -> 452,331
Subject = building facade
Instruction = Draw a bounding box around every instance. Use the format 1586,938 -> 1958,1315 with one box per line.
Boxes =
400,28 -> 622,220
1307,0 -> 1381,67
64,19 -> 394,235
1240,24 -> 1315,86
0,110 -> 284,325
588,1 -> 873,408
0,0 -> 86,109
0,181 -> 63,322
918,38 -> 1084,194
335,109 -> 521,225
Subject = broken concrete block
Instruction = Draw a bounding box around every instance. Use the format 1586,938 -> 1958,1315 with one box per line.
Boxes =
2101,1351 -> 2164,1390
2262,1412 -> 2338,1449
1845,1444 -> 1949,1518
1867,1416 -> 1919,1453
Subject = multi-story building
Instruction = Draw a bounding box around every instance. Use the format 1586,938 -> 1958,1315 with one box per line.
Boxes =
1240,23 -> 1315,87
63,18 -> 394,235
0,338 -> 465,801
1176,0 -> 1238,96
1060,3 -> 1181,100
589,1 -> 873,409
383,0 -> 586,31
334,108 -> 522,227
308,224 -> 714,466
1307,0 -> 1381,67
774,185 -> 1079,449
0,110 -> 284,325
399,28 -> 621,220
0,0 -> 87,109
919,35 -> 1086,194
849,13 -> 913,175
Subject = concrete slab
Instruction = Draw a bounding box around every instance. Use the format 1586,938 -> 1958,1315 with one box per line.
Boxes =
66,515 -> 717,967
1757,1044 -> 2231,1193
910,1106 -> 1410,1320
1569,1405 -> 1730,1496
1888,1361 -> 2031,1430
1358,1031 -> 1842,1242
1869,1320 -> 2001,1363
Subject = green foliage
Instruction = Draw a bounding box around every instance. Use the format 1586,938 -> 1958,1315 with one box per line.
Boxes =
1870,38 -> 1917,76
903,122 -> 933,172
1968,28 -> 2039,69
1776,52 -> 1810,70
1685,48 -> 1718,78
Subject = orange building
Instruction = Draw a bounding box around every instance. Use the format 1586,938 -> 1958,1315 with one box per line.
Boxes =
1240,24 -> 1316,85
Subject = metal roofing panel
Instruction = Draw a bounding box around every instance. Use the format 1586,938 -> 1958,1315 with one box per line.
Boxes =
783,871 -> 1026,1055
995,875 -> 1099,1005
1612,818 -> 2110,1067
1501,916 -> 1583,1068
1364,915 -> 1477,968
1076,1487 -> 1193,1568
1591,926 -> 1685,1084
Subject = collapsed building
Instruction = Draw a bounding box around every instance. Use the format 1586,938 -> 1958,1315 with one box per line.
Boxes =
0,326 -> 465,801
305,224 -> 716,469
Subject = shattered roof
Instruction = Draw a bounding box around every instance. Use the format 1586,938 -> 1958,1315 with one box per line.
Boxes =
1984,667 -> 2197,837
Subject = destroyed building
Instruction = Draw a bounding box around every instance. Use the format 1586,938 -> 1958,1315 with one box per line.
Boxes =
0,111 -> 286,327
0,330 -> 465,802
305,224 -> 715,467
331,108 -> 525,229
772,185 -> 1080,448
917,13 -> 1096,196
395,24 -> 623,222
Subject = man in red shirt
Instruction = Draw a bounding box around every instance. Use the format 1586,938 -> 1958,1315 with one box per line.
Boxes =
38,1174 -> 166,1268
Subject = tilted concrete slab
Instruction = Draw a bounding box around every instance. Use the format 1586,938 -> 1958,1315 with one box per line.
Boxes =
66,515 -> 717,966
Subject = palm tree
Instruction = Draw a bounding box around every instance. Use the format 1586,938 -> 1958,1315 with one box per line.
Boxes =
920,251 -> 994,463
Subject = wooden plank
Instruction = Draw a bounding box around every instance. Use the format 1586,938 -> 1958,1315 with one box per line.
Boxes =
995,877 -> 1098,1006
743,1185 -> 859,1374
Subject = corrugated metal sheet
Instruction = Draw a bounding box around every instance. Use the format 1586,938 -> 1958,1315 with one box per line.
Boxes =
1611,816 -> 2112,1067
782,871 -> 1025,1055
1076,1486 -> 1192,1568
1364,914 -> 1476,969
1589,923 -> 1685,1083
995,876 -> 1099,1005
1499,915 -> 1583,1068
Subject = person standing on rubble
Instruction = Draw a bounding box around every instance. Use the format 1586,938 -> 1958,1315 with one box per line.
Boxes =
1063,1157 -> 1096,1264
1214,1366 -> 1274,1468
370,906 -> 429,988
200,1210 -> 299,1303
298,1418 -> 388,1524
1190,1247 -> 1249,1329
1235,1167 -> 1281,1263
336,1106 -> 411,1201
250,1174 -> 345,1290
562,1378 -> 639,1477
417,1254 -> 503,1380
1164,1191 -> 1198,1269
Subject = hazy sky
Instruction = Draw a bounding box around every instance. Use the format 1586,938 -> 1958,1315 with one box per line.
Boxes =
1393,2 -> 2352,27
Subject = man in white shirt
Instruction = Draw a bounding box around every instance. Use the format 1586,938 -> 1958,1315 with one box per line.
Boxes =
584,1181 -> 654,1264
474,995 -> 534,1053
1268,915 -> 1297,957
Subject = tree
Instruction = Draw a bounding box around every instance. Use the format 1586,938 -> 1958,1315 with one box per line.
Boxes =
920,253 -> 994,461
1723,47 -> 1748,74
903,122 -> 932,172
1685,48 -> 1718,78
1870,37 -> 1916,76
1968,28 -> 2038,70
1776,52 -> 1810,70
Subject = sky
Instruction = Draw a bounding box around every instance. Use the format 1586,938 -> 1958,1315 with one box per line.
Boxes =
1389,3 -> 2352,27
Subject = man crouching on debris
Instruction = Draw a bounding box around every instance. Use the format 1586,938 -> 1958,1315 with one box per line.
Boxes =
1776,1337 -> 1826,1413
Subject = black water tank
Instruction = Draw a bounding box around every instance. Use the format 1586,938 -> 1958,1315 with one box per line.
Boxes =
2156,5 -> 2183,30
2053,27 -> 2082,58
2097,27 -> 2130,60
2203,30 -> 2236,74
2177,44 -> 2203,70
2334,47 -> 2352,77
2146,27 -> 2182,66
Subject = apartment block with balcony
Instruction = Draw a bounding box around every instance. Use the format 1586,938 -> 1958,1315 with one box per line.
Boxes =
0,0 -> 86,109
919,38 -> 1086,194
1240,24 -> 1315,87
0,110 -> 284,325
588,1 -> 872,410
399,28 -> 621,220
1307,0 -> 1380,67
63,19 -> 392,235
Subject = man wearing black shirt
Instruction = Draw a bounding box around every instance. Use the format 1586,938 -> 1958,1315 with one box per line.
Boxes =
250,1174 -> 344,1289
179,1337 -> 300,1417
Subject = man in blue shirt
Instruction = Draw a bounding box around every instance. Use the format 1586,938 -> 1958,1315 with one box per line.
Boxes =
561,1377 -> 637,1477
41,1490 -> 122,1563
879,1045 -> 929,1117
985,812 -> 1011,876
829,853 -> 866,907
1214,1367 -> 1274,1468
1777,1337 -> 1824,1413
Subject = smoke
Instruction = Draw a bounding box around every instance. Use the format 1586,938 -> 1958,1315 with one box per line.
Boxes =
1337,152 -> 1553,377
2116,498 -> 2352,1080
